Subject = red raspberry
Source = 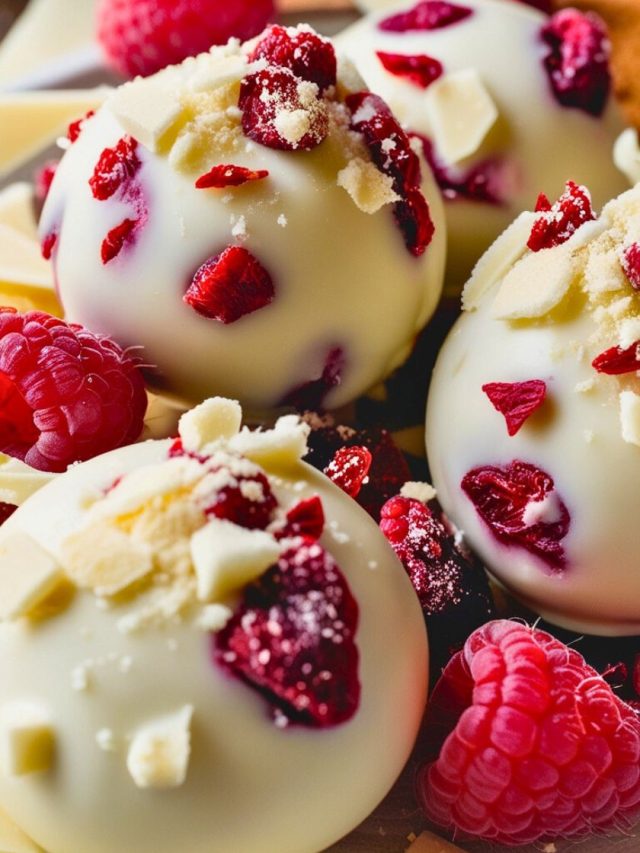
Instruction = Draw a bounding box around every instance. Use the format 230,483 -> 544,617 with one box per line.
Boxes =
376,51 -> 443,89
184,246 -> 274,324
203,470 -> 277,530
379,1 -> 472,33
592,342 -> 640,375
482,380 -> 547,436
278,346 -> 345,412
324,445 -> 372,499
96,0 -> 274,78
239,67 -> 328,152
249,25 -> 337,93
418,620 -> 640,845
67,109 -> 95,143
195,165 -> 269,190
622,243 -> 640,291
89,136 -> 140,201
541,9 -> 611,116
0,502 -> 17,526
215,539 -> 360,727
527,180 -> 595,252
34,161 -> 59,203
275,495 -> 325,541
0,309 -> 147,473
461,460 -> 570,571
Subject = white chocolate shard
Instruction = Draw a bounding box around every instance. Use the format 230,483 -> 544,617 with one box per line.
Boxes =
0,532 -> 64,621
108,81 -> 184,153
462,211 -> 537,311
614,128 -> 640,186
617,318 -> 640,350
405,829 -> 467,852
195,603 -> 233,632
492,241 -> 575,320
61,524 -> 154,597
190,519 -> 279,601
0,454 -> 54,506
337,157 -> 399,214
400,481 -> 437,503
229,415 -> 310,466
127,705 -> 193,789
0,703 -> 55,776
0,183 -> 38,240
179,397 -> 242,453
424,68 -> 498,166
620,391 -> 640,447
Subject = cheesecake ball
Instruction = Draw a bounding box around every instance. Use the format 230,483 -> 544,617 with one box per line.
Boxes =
337,0 -> 628,292
427,181 -> 640,635
0,398 -> 428,853
40,25 -> 446,412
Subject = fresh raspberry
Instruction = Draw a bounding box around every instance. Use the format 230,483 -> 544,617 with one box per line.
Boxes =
276,495 -> 325,541
41,231 -> 58,261
67,109 -> 95,143
101,218 -> 137,264
239,67 -> 328,152
622,243 -> 640,291
482,380 -> 547,436
184,246 -> 274,324
592,342 -> 640,375
541,9 -> 611,116
376,51 -> 443,89
527,181 -> 595,252
34,161 -> 59,203
215,538 -> 360,727
324,445 -> 372,500
278,346 -> 345,412
195,165 -> 269,190
96,0 -> 274,78
418,620 -> 640,845
461,460 -> 570,571
89,136 -> 140,201
0,309 -> 147,473
379,0 -> 472,33
249,25 -> 337,93
203,470 -> 277,530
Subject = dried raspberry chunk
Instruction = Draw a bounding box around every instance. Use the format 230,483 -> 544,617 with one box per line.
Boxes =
0,502 -> 17,526
592,342 -> 640,375
0,309 -> 147,473
418,620 -> 640,845
527,181 -> 595,252
412,133 -> 504,205
324,445 -> 372,499
41,231 -> 58,261
541,9 -> 611,117
89,136 -> 141,201
195,165 -> 269,189
184,246 -> 275,324
101,218 -> 137,264
461,460 -> 570,570
249,25 -> 337,93
204,470 -> 278,530
239,67 -> 328,152
67,109 -> 95,143
376,51 -> 443,89
622,243 -> 640,291
379,0 -> 472,33
279,346 -> 345,412
482,380 -> 547,436
215,539 -> 360,727
276,495 -> 325,541
34,161 -> 59,203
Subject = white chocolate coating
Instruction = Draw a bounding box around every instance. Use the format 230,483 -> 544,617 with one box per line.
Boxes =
426,185 -> 640,635
337,0 -> 628,293
0,436 -> 428,852
41,33 -> 446,412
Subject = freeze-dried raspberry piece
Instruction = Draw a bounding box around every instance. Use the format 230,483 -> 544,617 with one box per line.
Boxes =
249,25 -> 337,93
279,346 -> 345,411
203,469 -> 278,530
412,133 -> 504,204
215,539 -> 360,727
482,380 -> 547,436
184,246 -> 275,324
239,67 -> 328,152
541,9 -> 611,116
41,231 -> 57,261
461,460 -> 570,570
0,309 -> 147,473
592,342 -> 640,375
195,165 -> 269,189
89,136 -> 141,201
379,0 -> 472,33
276,495 -> 325,541
527,181 -> 595,252
622,243 -> 640,291
34,161 -> 59,203
418,620 -> 640,845
101,218 -> 136,264
324,445 -> 372,499
376,51 -> 443,88
67,109 -> 95,143
0,502 -> 17,526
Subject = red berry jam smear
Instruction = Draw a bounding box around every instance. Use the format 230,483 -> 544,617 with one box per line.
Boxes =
195,165 -> 269,189
376,51 -> 443,89
249,25 -> 337,93
541,9 -> 611,116
527,180 -> 595,252
215,538 -> 360,727
379,1 -> 472,33
461,460 -> 570,571
482,380 -> 547,436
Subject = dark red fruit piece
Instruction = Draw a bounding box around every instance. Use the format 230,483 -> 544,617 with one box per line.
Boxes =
34,160 -> 59,203
203,469 -> 278,530
67,109 -> 95,143
482,380 -> 547,436
0,502 -> 17,525
279,346 -> 345,412
276,495 -> 325,540
215,539 -> 360,727
195,165 -> 269,189
379,0 -> 472,33
376,51 -> 443,88
89,136 -> 141,201
0,309 -> 147,473
41,231 -> 58,261
412,133 -> 504,205
622,243 -> 640,291
541,9 -> 611,116
324,445 -> 372,499
592,343 -> 640,375
394,188 -> 436,257
239,67 -> 328,152
101,217 -> 137,264
462,460 -> 570,570
249,24 -> 337,92
527,180 -> 595,252
184,246 -> 275,324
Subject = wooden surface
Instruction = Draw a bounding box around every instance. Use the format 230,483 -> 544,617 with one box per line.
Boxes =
1,1 -> 639,852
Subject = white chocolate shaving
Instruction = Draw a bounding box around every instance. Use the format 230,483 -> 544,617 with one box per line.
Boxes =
0,532 -> 64,620
492,241 -> 575,320
0,703 -> 55,776
179,397 -> 242,453
127,706 -> 193,789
